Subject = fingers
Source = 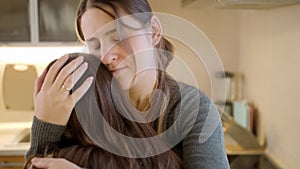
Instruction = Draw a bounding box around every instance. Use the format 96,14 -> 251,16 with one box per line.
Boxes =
42,55 -> 69,90
31,157 -> 81,169
61,62 -> 88,92
71,76 -> 94,105
41,55 -> 86,92
34,67 -> 48,96
31,157 -> 53,168
54,56 -> 84,90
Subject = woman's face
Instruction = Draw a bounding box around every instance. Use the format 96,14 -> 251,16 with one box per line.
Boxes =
80,7 -> 158,90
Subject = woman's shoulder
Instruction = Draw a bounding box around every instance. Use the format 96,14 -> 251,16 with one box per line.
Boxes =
166,78 -> 219,129
163,78 -> 222,145
166,79 -> 222,141
166,77 -> 211,106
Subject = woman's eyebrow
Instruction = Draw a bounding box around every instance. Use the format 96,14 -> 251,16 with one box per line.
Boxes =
104,28 -> 117,36
86,37 -> 98,42
86,29 -> 117,42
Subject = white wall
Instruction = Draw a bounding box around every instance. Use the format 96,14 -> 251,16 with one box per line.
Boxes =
149,1 -> 300,168
238,5 -> 300,169
149,0 -> 239,96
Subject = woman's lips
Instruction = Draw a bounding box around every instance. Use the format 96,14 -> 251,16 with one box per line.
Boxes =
110,66 -> 127,74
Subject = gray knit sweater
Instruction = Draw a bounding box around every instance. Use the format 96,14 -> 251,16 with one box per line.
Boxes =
26,79 -> 229,169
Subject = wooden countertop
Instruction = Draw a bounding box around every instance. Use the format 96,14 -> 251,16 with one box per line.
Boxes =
0,120 -> 265,156
0,122 -> 31,156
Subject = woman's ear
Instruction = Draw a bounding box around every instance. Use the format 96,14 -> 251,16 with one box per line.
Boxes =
150,16 -> 162,46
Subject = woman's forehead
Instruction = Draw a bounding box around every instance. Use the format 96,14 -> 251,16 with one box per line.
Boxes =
82,8 -> 147,41
81,8 -> 116,40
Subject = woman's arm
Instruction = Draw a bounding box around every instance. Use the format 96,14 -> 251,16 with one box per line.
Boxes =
26,54 -> 92,162
25,116 -> 66,161
183,121 -> 229,168
182,92 -> 229,169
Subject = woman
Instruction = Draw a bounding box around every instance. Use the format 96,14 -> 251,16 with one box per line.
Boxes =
26,0 -> 229,168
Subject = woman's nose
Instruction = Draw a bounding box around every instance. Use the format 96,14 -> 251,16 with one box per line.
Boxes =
101,53 -> 118,65
100,41 -> 119,65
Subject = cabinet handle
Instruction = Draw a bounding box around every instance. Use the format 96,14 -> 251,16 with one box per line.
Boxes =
0,161 -> 24,168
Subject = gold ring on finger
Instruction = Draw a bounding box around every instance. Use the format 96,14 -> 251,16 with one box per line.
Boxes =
62,84 -> 71,91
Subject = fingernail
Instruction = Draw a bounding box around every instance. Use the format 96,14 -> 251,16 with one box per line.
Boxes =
88,76 -> 94,83
78,56 -> 84,60
83,62 -> 88,67
31,157 -> 40,163
62,54 -> 69,60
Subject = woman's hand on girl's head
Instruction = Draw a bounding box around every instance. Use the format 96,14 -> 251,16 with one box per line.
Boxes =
31,157 -> 82,169
33,54 -> 94,126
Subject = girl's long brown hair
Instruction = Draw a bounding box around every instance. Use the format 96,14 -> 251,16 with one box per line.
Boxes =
26,53 -> 181,169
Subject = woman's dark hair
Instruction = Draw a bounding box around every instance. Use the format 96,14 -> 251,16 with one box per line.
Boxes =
25,53 -> 181,169
75,0 -> 174,69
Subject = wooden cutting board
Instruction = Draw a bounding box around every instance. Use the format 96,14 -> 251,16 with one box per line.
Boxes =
2,64 -> 37,111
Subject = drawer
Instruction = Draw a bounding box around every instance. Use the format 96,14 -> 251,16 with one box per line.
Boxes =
0,156 -> 24,169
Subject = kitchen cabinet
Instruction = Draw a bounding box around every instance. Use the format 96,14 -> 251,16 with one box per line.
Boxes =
0,155 -> 24,169
0,0 -> 80,44
0,0 -> 31,42
38,0 -> 80,42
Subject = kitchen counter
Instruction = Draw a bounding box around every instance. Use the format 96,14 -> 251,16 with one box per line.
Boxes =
0,122 -> 31,156
0,112 -> 265,157
222,112 -> 265,156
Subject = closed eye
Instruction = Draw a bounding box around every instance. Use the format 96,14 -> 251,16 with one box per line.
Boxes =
112,34 -> 121,42
109,30 -> 122,42
86,38 -> 101,50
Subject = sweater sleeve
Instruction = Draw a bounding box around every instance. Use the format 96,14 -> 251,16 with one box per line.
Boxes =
182,92 -> 229,169
25,116 -> 67,161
